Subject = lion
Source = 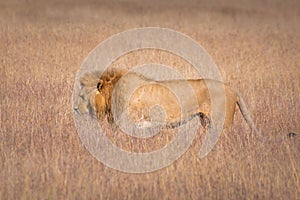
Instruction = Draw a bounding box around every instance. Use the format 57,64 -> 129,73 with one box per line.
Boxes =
75,69 -> 258,133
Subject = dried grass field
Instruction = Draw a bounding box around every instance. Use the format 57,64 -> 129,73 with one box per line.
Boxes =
1,0 -> 300,199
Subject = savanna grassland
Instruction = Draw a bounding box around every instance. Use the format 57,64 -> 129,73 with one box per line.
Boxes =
1,0 -> 299,199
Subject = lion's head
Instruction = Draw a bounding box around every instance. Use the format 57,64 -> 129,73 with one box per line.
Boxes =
75,69 -> 126,122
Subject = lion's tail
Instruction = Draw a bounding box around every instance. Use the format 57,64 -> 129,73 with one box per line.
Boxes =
236,93 -> 259,134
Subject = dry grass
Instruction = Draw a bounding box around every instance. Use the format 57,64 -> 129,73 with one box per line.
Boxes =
1,0 -> 299,199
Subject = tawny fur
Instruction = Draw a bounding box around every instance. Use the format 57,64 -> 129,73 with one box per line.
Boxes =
75,69 -> 258,133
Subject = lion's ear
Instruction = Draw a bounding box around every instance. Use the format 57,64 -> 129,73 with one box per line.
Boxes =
97,80 -> 103,91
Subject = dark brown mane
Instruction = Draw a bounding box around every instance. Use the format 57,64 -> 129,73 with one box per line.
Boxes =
97,69 -> 126,91
95,69 -> 127,122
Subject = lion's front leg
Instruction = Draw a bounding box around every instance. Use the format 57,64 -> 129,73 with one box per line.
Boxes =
196,112 -> 211,129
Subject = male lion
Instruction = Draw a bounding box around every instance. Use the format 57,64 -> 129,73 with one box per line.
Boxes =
75,70 -> 258,133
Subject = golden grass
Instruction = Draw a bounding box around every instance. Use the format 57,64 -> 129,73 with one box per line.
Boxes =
1,0 -> 299,199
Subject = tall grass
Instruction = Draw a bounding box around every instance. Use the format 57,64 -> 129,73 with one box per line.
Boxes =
1,0 -> 299,199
